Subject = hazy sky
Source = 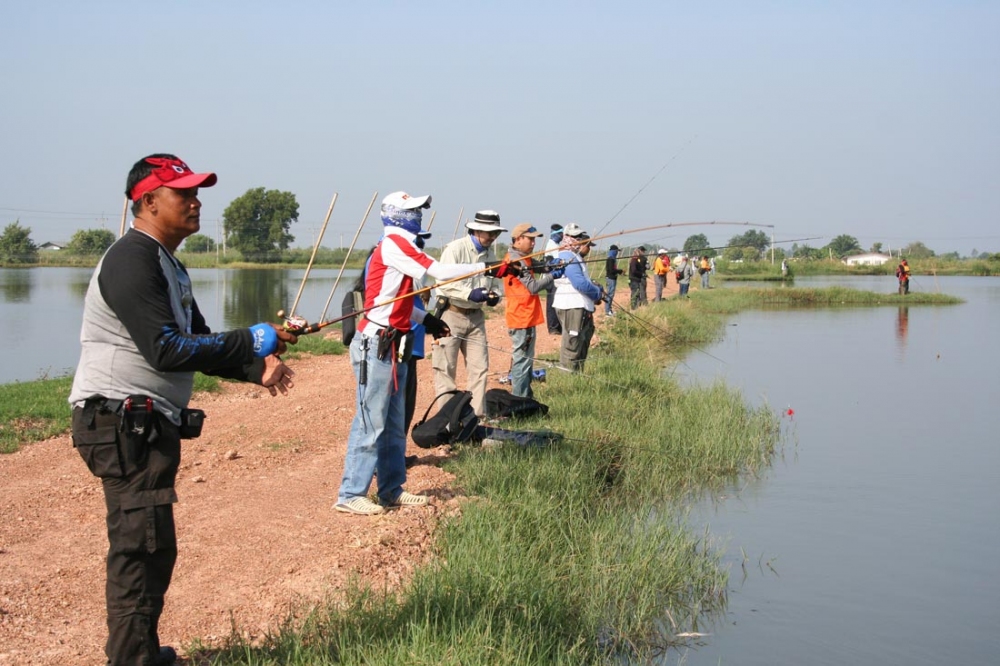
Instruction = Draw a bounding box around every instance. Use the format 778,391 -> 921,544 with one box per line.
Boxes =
1,1 -> 997,255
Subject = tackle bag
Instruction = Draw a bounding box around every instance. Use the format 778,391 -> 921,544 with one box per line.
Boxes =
411,390 -> 479,448
484,388 -> 549,420
341,290 -> 364,346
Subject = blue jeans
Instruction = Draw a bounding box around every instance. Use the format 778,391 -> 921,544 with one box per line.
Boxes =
508,327 -> 536,398
701,271 -> 709,289
604,278 -> 617,314
679,282 -> 690,297
337,333 -> 408,505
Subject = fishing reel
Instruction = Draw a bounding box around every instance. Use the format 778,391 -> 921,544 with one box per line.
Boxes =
276,309 -> 310,335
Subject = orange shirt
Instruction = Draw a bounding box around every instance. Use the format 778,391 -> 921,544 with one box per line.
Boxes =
503,252 -> 545,329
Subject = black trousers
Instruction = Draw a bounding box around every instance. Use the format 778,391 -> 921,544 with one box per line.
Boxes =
630,278 -> 647,309
404,355 -> 420,435
545,286 -> 561,333
73,404 -> 181,666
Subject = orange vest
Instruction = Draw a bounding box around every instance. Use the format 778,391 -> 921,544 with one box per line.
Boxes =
503,252 -> 545,329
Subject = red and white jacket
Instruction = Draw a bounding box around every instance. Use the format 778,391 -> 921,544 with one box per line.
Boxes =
359,227 -> 485,335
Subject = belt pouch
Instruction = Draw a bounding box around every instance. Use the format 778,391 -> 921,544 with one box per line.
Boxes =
72,399 -> 125,479
376,328 -> 398,361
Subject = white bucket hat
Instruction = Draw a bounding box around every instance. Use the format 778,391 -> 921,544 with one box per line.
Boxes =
466,210 -> 506,233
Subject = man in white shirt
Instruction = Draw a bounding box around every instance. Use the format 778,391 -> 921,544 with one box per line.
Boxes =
432,210 -> 506,416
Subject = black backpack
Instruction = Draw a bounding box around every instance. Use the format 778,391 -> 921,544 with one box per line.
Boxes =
484,388 -> 549,420
411,390 -> 480,448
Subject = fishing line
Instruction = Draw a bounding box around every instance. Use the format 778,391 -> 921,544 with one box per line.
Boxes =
438,332 -> 636,392
609,295 -> 729,367
592,137 -> 696,238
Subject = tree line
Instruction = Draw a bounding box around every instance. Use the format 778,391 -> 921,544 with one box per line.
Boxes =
0,187 -> 298,264
2,189 -> 996,265
654,231 -> 994,263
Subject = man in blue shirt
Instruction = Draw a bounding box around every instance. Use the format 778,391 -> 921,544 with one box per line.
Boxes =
551,224 -> 604,372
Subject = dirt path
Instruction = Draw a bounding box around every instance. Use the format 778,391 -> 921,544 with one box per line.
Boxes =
0,271 -> 682,666
2,282 -> 665,665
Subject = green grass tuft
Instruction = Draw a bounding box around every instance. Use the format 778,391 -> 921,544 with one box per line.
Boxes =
0,376 -> 74,453
282,333 -> 346,360
194,302 -> 783,665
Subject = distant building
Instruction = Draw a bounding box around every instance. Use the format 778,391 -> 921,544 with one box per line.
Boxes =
843,252 -> 891,266
39,241 -> 70,251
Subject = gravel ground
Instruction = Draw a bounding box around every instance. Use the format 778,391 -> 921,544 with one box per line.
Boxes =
0,300 -> 614,665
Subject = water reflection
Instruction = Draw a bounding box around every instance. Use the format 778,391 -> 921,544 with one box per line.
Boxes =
0,268 -> 33,302
223,269 -> 292,326
895,306 -> 909,358
67,271 -> 93,299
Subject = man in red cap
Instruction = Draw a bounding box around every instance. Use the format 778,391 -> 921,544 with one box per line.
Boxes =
69,154 -> 297,665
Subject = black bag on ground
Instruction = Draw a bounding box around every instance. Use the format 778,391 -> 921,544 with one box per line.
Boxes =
411,390 -> 479,448
484,388 -> 549,420
475,425 -> 563,448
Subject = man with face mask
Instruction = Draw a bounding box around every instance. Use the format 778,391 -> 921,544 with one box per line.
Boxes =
552,224 -> 605,372
336,194 -> 509,516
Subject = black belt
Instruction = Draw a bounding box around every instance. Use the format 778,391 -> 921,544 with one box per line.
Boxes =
448,304 -> 480,315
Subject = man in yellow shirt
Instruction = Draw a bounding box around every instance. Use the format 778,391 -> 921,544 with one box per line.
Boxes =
653,249 -> 671,301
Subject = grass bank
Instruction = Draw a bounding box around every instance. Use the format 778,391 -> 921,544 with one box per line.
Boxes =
196,308 -> 779,664
715,256 -> 1000,279
0,334 -> 344,454
690,285 -> 962,315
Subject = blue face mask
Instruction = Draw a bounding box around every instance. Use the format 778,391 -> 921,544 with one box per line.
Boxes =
381,204 -> 423,235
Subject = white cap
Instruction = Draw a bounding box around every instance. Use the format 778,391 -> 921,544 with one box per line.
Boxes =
466,210 -> 506,232
382,191 -> 432,210
657,248 -> 668,255
563,223 -> 589,238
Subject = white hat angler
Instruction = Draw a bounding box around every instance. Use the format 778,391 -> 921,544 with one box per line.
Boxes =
562,223 -> 589,238
466,210 -> 506,233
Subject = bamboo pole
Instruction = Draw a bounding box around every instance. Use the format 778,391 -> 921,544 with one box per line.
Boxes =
287,192 -> 337,319
451,206 -> 464,240
424,210 -> 437,232
319,191 -> 377,322
118,196 -> 129,237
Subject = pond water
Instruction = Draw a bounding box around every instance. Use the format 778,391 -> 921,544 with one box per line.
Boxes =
3,269 -> 998,664
0,267 -> 360,384
671,276 -> 1000,665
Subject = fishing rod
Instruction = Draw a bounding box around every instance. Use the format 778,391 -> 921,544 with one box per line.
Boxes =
592,137 -> 696,238
565,236 -> 827,271
277,220 -> 773,336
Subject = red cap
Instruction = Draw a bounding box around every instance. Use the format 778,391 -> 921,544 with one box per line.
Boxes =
130,157 -> 217,201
